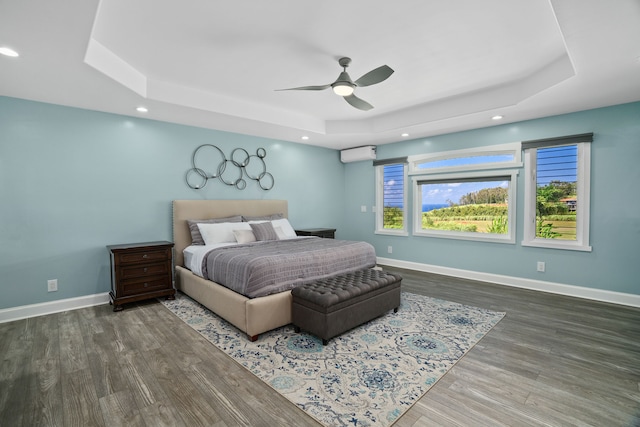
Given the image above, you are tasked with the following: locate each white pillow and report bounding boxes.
[271,218,297,238]
[233,229,256,244]
[198,222,251,244]
[274,226,288,240]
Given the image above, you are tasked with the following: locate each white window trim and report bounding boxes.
[522,143,592,252]
[412,169,518,244]
[408,142,522,175]
[375,163,409,236]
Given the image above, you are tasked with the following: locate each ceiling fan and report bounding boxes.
[277,57,394,111]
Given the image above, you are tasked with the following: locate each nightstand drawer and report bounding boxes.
[121,276,172,296]
[117,248,170,265]
[120,261,170,279]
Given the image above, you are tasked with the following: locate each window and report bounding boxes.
[375,158,408,235]
[409,143,521,174]
[413,170,517,243]
[407,144,520,243]
[522,133,592,251]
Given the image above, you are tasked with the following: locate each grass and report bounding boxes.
[422,218,577,240]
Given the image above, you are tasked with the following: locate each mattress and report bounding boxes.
[184,243,236,276]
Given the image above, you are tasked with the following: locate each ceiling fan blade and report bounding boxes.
[354,65,394,87]
[275,84,331,91]
[344,94,374,111]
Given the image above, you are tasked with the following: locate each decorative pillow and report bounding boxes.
[242,213,284,222]
[250,221,279,241]
[271,218,297,238]
[198,222,251,245]
[187,215,242,245]
[233,229,256,244]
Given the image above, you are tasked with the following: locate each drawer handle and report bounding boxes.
[144,283,149,288]
[142,254,149,259]
[143,267,148,273]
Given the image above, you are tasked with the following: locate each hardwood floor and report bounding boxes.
[1,267,639,426]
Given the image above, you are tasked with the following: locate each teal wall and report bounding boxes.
[342,102,640,296]
[2,97,639,311]
[0,97,344,309]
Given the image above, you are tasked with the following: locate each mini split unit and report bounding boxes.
[340,145,377,163]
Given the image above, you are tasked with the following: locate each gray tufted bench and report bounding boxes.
[291,268,402,345]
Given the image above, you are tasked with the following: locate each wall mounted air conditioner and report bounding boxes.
[340,145,377,163]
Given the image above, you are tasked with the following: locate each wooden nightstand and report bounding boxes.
[295,228,336,239]
[107,241,175,311]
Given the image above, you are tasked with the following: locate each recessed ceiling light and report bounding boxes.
[492,115,503,120]
[136,106,148,113]
[401,133,409,137]
[0,47,19,57]
[301,136,309,140]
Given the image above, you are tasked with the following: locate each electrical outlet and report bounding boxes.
[360,205,367,212]
[536,261,545,272]
[47,279,58,292]
[387,246,393,254]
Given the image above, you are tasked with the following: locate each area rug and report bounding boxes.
[162,292,505,427]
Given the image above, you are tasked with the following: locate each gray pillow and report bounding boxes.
[250,222,279,241]
[187,215,242,245]
[242,213,284,222]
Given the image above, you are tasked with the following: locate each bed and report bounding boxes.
[172,199,376,341]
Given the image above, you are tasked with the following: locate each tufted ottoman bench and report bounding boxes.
[291,268,402,345]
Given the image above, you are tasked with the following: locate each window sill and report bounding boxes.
[375,230,409,237]
[521,239,592,252]
[414,230,515,244]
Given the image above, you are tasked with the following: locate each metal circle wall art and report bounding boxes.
[185,144,274,191]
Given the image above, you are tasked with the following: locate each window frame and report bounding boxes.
[408,143,522,175]
[522,139,592,252]
[375,161,408,236]
[412,169,518,244]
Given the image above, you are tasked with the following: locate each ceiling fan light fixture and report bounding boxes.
[0,47,19,57]
[332,82,354,97]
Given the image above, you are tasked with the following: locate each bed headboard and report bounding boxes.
[172,199,288,267]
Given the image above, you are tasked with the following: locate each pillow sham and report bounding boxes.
[187,215,242,245]
[271,218,297,238]
[273,226,288,240]
[232,229,256,244]
[198,222,251,245]
[242,213,284,222]
[249,221,279,241]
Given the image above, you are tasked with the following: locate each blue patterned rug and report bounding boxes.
[162,292,505,427]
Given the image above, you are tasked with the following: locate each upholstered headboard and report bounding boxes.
[172,199,288,267]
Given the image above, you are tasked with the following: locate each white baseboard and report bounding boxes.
[3,260,638,323]
[377,257,640,309]
[0,293,111,324]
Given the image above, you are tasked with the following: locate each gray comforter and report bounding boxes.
[201,238,377,298]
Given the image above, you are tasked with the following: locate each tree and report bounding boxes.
[383,206,403,229]
[459,186,508,205]
[537,180,575,202]
[536,180,575,216]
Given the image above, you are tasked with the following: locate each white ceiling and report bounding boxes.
[1,0,639,150]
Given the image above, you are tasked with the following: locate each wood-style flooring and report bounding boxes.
[1,267,639,426]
